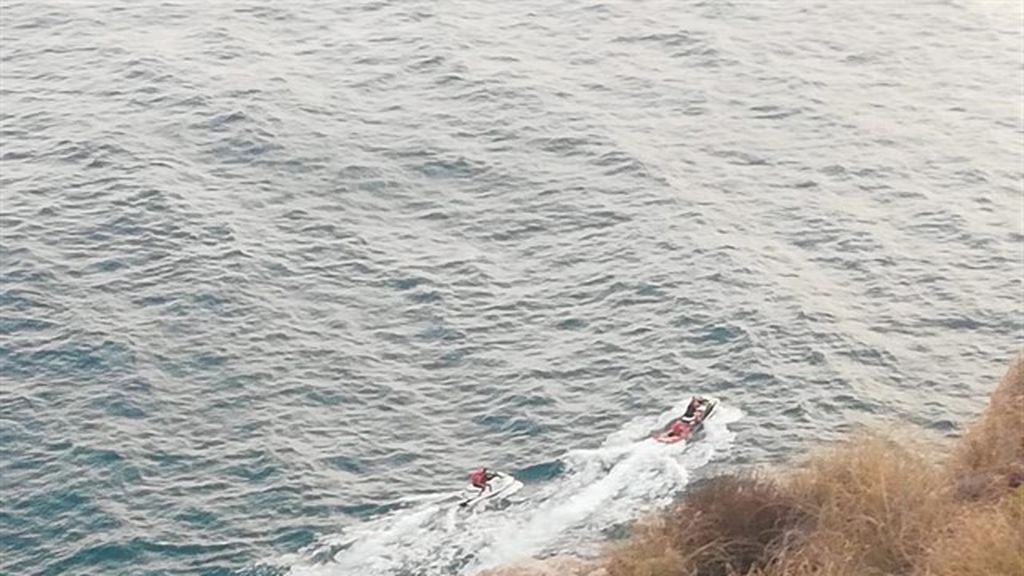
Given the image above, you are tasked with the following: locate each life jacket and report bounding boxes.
[469,470,488,488]
[670,420,691,438]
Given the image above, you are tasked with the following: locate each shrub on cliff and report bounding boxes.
[955,356,1024,500]
[919,487,1024,576]
[607,475,807,576]
[768,436,950,575]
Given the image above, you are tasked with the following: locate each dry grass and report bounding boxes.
[604,517,689,576]
[607,475,806,576]
[602,356,1024,576]
[781,435,951,575]
[954,357,1024,500]
[919,488,1024,576]
[670,475,807,576]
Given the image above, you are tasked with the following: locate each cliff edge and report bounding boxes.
[480,355,1024,576]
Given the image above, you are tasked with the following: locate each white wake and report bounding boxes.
[273,399,742,576]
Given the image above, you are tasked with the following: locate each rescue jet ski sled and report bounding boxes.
[651,396,717,445]
[458,471,523,509]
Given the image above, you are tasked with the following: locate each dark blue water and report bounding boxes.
[1,0,1021,574]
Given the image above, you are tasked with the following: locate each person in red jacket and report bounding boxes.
[469,468,498,494]
[667,419,693,439]
[664,397,710,439]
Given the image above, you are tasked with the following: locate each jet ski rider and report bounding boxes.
[667,397,707,438]
[469,468,498,494]
[667,419,691,439]
[682,396,706,422]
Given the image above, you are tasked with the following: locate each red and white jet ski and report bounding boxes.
[458,471,523,509]
[651,396,717,444]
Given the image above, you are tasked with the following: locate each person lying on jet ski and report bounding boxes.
[469,468,498,494]
[664,397,708,438]
[666,418,693,439]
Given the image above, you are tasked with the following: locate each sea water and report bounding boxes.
[1,1,1020,574]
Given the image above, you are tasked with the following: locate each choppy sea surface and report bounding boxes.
[1,1,1021,574]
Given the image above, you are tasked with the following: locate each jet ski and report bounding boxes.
[651,396,716,444]
[458,471,523,509]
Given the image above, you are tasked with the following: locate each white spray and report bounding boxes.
[275,399,743,576]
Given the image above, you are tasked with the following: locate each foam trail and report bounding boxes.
[274,400,743,576]
[472,442,669,571]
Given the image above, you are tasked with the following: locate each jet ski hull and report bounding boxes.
[651,399,717,444]
[459,472,523,509]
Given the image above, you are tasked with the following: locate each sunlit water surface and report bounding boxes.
[1,1,1021,574]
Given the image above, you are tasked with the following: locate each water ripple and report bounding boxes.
[2,0,1021,574]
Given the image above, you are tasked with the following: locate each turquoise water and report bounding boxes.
[1,1,1021,574]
